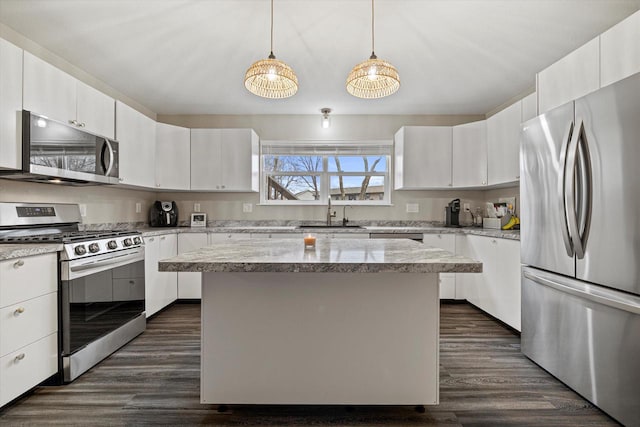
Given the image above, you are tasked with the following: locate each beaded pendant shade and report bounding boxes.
[346,0,400,99]
[244,0,298,99]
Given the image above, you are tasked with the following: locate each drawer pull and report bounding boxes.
[14,307,25,316]
[14,353,25,362]
[13,259,25,268]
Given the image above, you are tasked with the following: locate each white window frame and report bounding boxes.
[260,140,393,206]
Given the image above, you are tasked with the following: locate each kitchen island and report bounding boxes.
[159,238,481,406]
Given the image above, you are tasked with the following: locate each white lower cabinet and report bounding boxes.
[422,233,458,299]
[0,253,58,407]
[456,235,521,331]
[178,232,213,299]
[144,233,178,317]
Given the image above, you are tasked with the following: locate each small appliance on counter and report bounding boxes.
[444,199,461,227]
[149,201,178,227]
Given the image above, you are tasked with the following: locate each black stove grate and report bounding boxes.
[0,229,139,244]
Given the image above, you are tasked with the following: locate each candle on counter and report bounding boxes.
[303,234,316,248]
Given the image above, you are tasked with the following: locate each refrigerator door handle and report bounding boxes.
[565,119,584,258]
[559,121,575,257]
[523,270,640,315]
[576,122,592,259]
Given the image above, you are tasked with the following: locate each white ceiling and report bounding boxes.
[1,0,639,116]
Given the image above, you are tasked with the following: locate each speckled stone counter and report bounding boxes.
[159,237,482,274]
[0,243,62,260]
[162,237,482,406]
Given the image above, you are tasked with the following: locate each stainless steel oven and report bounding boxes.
[60,246,145,382]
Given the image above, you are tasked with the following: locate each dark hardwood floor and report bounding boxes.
[0,302,619,426]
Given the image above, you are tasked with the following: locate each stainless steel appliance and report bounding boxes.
[444,198,460,227]
[520,72,640,426]
[0,202,145,383]
[0,110,119,185]
[149,201,178,227]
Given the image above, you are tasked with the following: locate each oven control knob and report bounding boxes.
[123,238,133,247]
[75,245,87,255]
[88,243,100,253]
[133,237,142,245]
[107,240,118,250]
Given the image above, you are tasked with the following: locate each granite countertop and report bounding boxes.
[140,225,520,240]
[0,243,63,261]
[158,238,482,274]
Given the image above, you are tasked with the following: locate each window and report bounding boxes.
[261,141,392,205]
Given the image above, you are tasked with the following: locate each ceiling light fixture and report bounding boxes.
[320,108,332,129]
[244,0,298,99]
[346,0,400,99]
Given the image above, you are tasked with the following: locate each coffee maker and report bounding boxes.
[445,199,461,227]
[149,201,178,227]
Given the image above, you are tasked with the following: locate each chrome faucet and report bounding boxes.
[342,205,351,226]
[327,196,337,226]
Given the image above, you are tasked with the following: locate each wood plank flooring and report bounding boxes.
[0,302,619,426]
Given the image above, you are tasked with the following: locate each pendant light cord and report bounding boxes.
[269,0,275,58]
[371,0,375,55]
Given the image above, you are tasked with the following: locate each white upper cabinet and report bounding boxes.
[600,10,640,88]
[76,81,115,139]
[155,123,190,190]
[452,121,487,188]
[115,101,156,188]
[394,126,452,189]
[537,37,600,114]
[0,38,23,170]
[23,52,115,138]
[521,92,538,123]
[486,101,522,185]
[190,128,259,192]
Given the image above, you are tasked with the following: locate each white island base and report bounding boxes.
[200,272,439,405]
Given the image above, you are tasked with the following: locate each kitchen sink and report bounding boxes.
[296,225,365,229]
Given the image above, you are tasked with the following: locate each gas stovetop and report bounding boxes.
[0,202,143,260]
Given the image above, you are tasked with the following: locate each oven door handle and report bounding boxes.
[63,249,144,280]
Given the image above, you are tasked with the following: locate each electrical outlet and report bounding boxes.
[79,204,87,217]
[463,203,470,212]
[243,203,253,213]
[135,203,141,214]
[194,203,201,212]
[406,203,419,213]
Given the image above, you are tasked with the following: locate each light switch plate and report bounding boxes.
[135,202,141,214]
[79,204,87,217]
[194,203,201,212]
[463,203,470,212]
[243,203,253,213]
[406,203,419,213]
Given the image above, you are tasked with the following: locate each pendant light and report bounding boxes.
[346,0,400,99]
[320,108,331,129]
[244,0,298,99]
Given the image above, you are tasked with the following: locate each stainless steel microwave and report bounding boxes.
[0,110,119,185]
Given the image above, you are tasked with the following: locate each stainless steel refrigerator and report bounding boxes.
[520,72,640,427]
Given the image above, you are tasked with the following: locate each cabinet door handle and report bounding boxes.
[14,307,25,316]
[78,122,86,127]
[160,236,166,241]
[492,239,497,244]
[148,237,155,242]
[13,259,24,269]
[14,353,25,362]
[68,119,78,126]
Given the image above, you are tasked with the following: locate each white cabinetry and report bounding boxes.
[486,101,522,185]
[422,233,458,299]
[521,92,538,123]
[452,121,487,187]
[456,235,521,331]
[0,253,58,407]
[178,232,208,299]
[600,10,640,88]
[0,38,23,170]
[394,126,452,189]
[155,123,190,190]
[537,37,600,114]
[144,233,178,317]
[23,52,115,138]
[190,129,259,192]
[116,101,156,188]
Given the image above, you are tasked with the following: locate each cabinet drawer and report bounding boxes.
[0,254,57,307]
[0,333,58,407]
[0,292,58,357]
